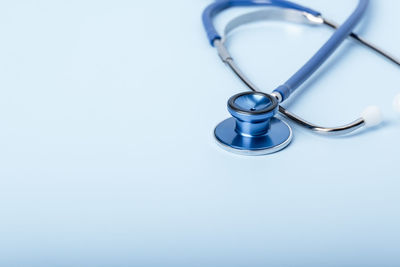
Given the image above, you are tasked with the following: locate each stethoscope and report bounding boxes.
[202,0,400,155]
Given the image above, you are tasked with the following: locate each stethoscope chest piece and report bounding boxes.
[215,92,293,155]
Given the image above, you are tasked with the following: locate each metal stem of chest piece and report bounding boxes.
[214,10,400,135]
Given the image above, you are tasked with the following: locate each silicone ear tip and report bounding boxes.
[361,106,383,128]
[393,93,400,113]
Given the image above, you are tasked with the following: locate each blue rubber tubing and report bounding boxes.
[202,0,369,101]
[273,0,369,101]
[202,0,321,46]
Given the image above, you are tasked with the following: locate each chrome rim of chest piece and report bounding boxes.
[214,92,293,155]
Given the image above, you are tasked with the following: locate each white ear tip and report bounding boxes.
[361,106,383,128]
[393,93,400,113]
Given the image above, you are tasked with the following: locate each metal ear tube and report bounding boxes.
[202,0,400,155]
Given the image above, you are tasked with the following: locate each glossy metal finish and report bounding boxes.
[279,106,365,135]
[222,9,323,42]
[214,39,262,91]
[215,117,293,155]
[215,9,400,135]
[215,92,292,155]
[323,19,400,66]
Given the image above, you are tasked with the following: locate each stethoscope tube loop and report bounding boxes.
[214,40,368,135]
[205,0,399,155]
[213,6,400,135]
[202,0,321,46]
[203,0,370,102]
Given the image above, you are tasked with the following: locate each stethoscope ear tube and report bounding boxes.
[202,0,321,46]
[205,0,400,156]
[206,1,400,136]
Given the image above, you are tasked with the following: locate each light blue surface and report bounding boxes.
[0,0,400,266]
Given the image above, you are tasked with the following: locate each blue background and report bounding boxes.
[0,0,399,266]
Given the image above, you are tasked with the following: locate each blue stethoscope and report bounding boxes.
[202,0,400,155]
